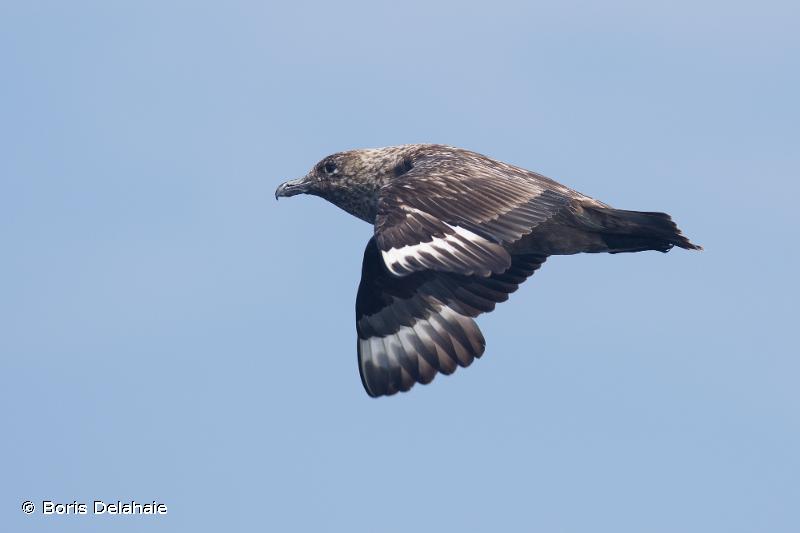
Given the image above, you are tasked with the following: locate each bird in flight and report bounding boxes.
[276,144,700,398]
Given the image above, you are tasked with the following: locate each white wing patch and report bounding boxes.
[381,223,508,277]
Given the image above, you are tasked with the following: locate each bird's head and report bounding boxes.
[275,145,424,222]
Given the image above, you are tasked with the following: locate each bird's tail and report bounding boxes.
[584,206,702,254]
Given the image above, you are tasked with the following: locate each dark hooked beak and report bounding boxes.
[275,176,310,200]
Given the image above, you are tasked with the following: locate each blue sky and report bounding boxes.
[2,1,798,531]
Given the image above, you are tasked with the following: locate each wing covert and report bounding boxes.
[374,151,571,277]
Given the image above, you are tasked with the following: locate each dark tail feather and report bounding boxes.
[586,207,703,254]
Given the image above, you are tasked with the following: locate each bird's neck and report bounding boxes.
[325,181,384,224]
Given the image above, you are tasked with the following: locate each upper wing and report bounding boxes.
[374,150,572,277]
[356,237,546,397]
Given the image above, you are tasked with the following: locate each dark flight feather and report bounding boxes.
[356,237,546,397]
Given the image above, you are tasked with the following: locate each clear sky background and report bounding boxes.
[2,1,798,531]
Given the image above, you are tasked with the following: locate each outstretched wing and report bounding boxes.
[356,237,546,397]
[374,149,572,277]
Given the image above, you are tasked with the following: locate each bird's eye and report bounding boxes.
[323,161,338,175]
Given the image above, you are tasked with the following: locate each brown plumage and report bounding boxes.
[276,144,701,397]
